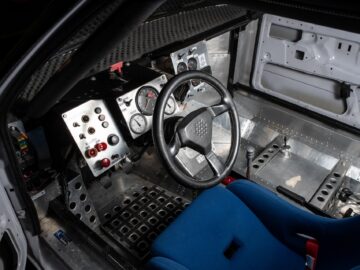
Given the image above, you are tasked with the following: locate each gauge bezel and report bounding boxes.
[164,96,177,115]
[129,113,148,134]
[135,86,159,116]
[187,57,198,71]
[176,62,188,74]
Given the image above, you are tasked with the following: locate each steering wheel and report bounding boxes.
[153,71,240,189]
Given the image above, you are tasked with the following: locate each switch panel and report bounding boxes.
[62,100,129,177]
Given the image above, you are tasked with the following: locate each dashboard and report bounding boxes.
[61,40,211,177]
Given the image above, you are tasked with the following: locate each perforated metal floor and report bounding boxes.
[101,185,190,260]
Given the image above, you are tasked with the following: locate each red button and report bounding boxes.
[95,142,107,152]
[100,158,111,168]
[86,148,98,158]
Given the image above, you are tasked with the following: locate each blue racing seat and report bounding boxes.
[147,180,360,270]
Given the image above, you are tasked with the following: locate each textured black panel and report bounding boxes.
[20,4,246,101]
[94,5,245,69]
[59,1,123,53]
[20,0,123,101]
[151,0,217,17]
[21,49,76,100]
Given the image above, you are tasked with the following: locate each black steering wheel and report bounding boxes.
[153,71,240,189]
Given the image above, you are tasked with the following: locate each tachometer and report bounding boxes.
[136,86,158,115]
[129,114,147,134]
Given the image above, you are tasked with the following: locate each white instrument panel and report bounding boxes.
[62,100,129,177]
[170,40,211,101]
[117,75,180,139]
[170,40,210,74]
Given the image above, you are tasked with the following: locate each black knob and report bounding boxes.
[81,115,90,123]
[102,121,109,128]
[108,134,119,146]
[94,107,102,114]
[98,114,106,121]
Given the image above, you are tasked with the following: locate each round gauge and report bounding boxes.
[176,62,188,74]
[165,97,176,115]
[191,79,201,87]
[129,114,147,134]
[187,57,198,70]
[136,86,159,115]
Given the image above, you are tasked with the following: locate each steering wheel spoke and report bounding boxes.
[169,134,182,156]
[205,151,225,176]
[208,103,230,118]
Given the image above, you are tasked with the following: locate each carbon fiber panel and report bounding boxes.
[21,4,246,101]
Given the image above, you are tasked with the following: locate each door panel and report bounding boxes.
[0,161,27,270]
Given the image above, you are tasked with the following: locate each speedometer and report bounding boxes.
[136,86,158,115]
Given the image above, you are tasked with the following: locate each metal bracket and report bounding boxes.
[65,173,100,229]
[309,161,349,210]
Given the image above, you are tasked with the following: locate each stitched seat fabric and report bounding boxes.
[147,180,360,270]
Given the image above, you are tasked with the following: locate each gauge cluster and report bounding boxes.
[117,75,180,139]
[170,41,210,94]
[171,41,209,74]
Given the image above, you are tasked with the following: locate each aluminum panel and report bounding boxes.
[62,100,129,177]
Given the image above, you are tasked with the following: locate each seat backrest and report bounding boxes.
[228,180,360,270]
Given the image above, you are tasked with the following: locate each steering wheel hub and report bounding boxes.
[177,108,213,154]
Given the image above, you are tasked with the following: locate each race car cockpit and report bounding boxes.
[1,1,360,270]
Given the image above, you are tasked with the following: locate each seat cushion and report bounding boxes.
[149,186,305,270]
